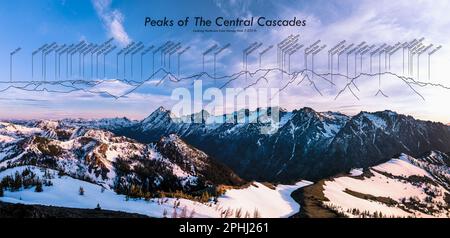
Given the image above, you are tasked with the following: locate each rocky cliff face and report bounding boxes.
[98,107,450,182]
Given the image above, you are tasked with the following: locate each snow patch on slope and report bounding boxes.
[363,113,387,129]
[372,154,431,178]
[0,166,310,218]
[217,181,312,218]
[322,155,450,218]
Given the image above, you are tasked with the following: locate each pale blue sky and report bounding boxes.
[0,0,449,123]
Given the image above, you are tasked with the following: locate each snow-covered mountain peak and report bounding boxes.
[35,120,60,130]
[141,106,176,129]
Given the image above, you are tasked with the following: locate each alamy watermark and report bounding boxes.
[170,80,280,134]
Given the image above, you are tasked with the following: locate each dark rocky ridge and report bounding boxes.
[0,201,148,218]
[107,107,450,182]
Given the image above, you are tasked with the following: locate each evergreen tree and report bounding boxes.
[44,180,53,187]
[0,185,3,197]
[253,208,261,218]
[13,172,22,191]
[172,208,178,218]
[34,180,43,192]
[58,170,65,178]
[95,203,102,210]
[180,206,188,218]
[200,191,210,203]
[22,168,31,177]
[129,184,142,198]
[235,208,243,218]
[1,175,13,189]
[189,209,196,218]
[225,208,233,218]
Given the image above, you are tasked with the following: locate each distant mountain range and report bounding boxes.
[49,106,450,182]
[1,107,449,218]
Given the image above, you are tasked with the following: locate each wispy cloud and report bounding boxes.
[213,0,253,16]
[92,0,131,46]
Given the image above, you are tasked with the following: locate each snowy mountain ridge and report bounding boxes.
[6,107,449,182]
[0,121,244,196]
[299,152,450,218]
[1,112,449,218]
[77,107,449,182]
